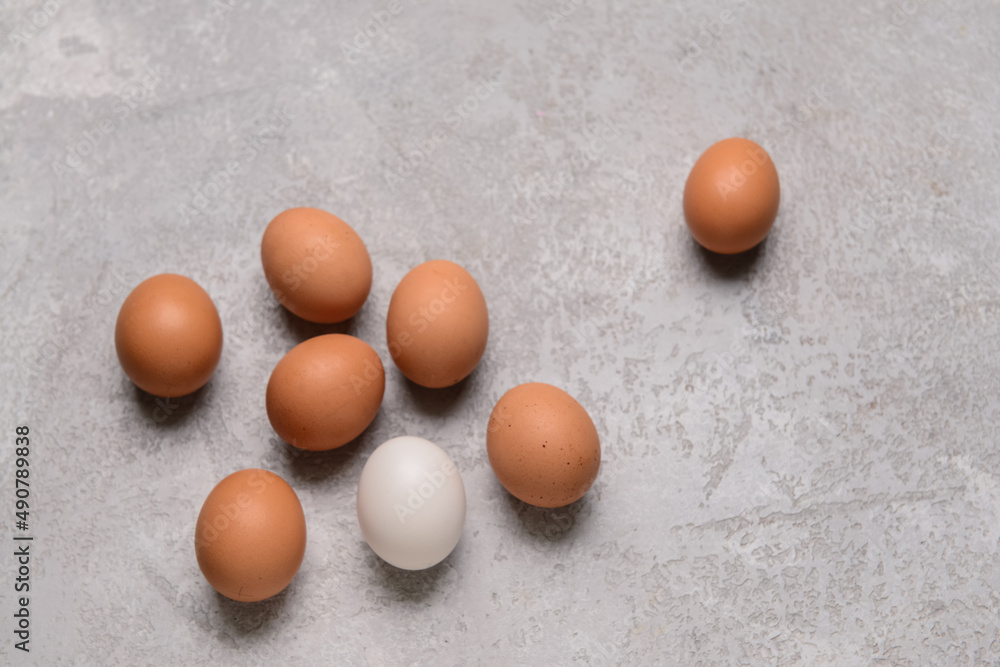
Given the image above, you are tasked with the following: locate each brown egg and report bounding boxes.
[683,137,781,254]
[195,469,306,602]
[114,273,223,397]
[486,382,601,508]
[386,260,488,388]
[261,207,372,323]
[266,334,384,451]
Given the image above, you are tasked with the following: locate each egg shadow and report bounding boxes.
[503,488,592,550]
[214,585,289,636]
[276,413,383,486]
[400,371,476,418]
[694,238,765,280]
[126,379,214,450]
[364,542,456,603]
[278,306,359,343]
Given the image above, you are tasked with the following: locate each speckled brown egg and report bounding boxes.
[385,260,489,388]
[266,334,384,451]
[261,207,372,323]
[195,468,306,602]
[683,137,781,254]
[486,382,601,508]
[114,273,223,397]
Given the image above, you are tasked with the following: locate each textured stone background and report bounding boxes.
[1,0,999,665]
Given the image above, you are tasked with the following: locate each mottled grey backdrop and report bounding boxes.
[1,0,998,665]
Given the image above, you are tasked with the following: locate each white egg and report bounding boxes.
[356,436,466,570]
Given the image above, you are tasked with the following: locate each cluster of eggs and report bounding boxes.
[114,137,780,602]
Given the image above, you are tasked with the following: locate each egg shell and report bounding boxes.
[266,334,385,451]
[194,469,306,602]
[261,207,373,323]
[486,382,601,508]
[114,273,223,397]
[356,436,466,570]
[683,137,780,254]
[385,260,488,388]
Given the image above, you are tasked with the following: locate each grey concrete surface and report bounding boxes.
[1,0,999,665]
